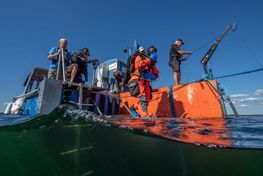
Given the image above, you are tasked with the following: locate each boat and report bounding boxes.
[2,24,263,176]
[2,24,240,128]
[118,24,241,119]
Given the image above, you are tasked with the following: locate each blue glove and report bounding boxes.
[142,72,157,80]
[150,52,158,62]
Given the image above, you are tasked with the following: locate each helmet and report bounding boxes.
[147,46,157,53]
[146,45,157,56]
[139,47,145,53]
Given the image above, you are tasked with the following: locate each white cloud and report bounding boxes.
[256,89,263,95]
[235,97,263,103]
[230,94,249,98]
[239,104,247,107]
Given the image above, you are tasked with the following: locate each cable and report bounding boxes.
[236,32,263,68]
[215,68,263,79]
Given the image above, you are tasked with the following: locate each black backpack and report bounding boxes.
[124,52,140,84]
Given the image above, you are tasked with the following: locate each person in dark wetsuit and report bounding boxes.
[169,39,192,85]
[72,48,91,83]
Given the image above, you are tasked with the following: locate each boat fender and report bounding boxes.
[103,95,110,115]
[94,94,103,115]
[4,102,13,114]
[111,97,119,114]
[10,97,25,114]
[111,97,117,114]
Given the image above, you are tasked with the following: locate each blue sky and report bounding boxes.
[0,0,262,114]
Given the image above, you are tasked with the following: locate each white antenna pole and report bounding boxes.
[133,39,137,53]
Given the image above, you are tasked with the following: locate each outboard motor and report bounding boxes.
[10,97,25,114]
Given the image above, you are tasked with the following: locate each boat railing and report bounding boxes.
[15,88,40,100]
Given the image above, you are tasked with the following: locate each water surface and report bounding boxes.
[0,107,263,176]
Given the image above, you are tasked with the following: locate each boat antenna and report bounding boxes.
[123,40,140,57]
[201,24,237,79]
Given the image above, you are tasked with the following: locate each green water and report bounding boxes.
[1,122,263,176]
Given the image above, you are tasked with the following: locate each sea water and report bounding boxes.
[0,106,263,176]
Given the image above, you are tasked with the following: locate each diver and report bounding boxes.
[127,46,159,118]
[124,46,147,87]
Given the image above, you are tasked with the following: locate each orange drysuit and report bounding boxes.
[129,55,159,117]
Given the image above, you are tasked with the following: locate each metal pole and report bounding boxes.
[61,48,66,82]
[78,83,83,109]
[201,24,236,79]
[226,96,239,117]
[56,51,61,80]
[92,67,96,85]
[206,80,239,117]
[23,68,36,94]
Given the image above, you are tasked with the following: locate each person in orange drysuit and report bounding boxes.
[129,46,159,117]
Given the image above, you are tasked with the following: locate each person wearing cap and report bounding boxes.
[47,38,78,84]
[169,39,192,85]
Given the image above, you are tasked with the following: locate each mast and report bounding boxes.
[201,24,236,79]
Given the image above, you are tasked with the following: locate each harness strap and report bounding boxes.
[168,86,176,118]
[130,73,140,78]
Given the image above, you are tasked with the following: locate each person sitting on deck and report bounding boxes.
[71,48,91,83]
[47,38,78,84]
[127,46,159,118]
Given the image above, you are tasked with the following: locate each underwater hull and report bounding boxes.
[0,120,263,176]
[119,80,224,118]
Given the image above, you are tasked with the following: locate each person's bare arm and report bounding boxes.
[177,50,192,55]
[48,49,60,60]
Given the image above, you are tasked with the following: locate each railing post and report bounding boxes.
[78,83,83,109]
[61,48,66,82]
[56,53,61,80]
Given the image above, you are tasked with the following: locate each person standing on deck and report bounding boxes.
[169,39,192,85]
[128,46,159,117]
[47,38,78,84]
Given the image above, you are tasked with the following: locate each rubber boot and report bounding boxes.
[138,95,148,117]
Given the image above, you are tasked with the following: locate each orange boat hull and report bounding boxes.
[119,80,224,118]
